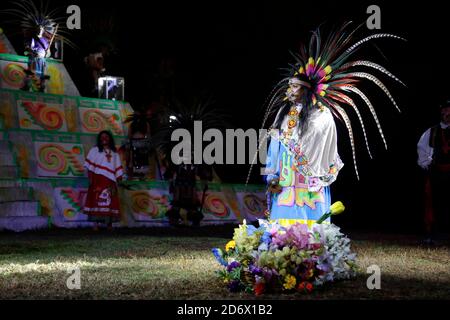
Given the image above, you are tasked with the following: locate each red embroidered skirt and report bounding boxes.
[84,173,120,222]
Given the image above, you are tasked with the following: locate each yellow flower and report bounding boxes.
[283,275,297,290]
[330,201,345,215]
[225,240,236,252]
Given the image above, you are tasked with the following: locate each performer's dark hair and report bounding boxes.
[97,130,117,152]
[273,92,313,137]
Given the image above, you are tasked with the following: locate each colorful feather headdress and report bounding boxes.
[1,0,76,48]
[260,22,406,180]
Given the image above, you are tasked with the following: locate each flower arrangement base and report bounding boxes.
[212,219,357,296]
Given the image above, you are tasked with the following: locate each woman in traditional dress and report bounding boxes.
[262,23,405,228]
[265,77,343,228]
[84,131,124,230]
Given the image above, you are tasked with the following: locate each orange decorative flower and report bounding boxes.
[306,282,313,293]
[288,119,296,128]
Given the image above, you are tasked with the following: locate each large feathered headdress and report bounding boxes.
[1,0,76,48]
[260,22,406,179]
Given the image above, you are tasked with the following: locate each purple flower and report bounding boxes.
[262,268,279,287]
[317,262,331,273]
[271,223,310,249]
[227,280,242,292]
[249,264,262,275]
[226,261,241,272]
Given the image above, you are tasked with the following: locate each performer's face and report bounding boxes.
[287,78,304,103]
[100,133,111,146]
[441,106,450,125]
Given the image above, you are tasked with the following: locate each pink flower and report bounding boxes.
[272,223,310,249]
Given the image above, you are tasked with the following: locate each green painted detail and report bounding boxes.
[0,177,265,194]
[31,131,82,143]
[0,129,127,140]
[13,90,64,104]
[0,53,62,65]
[77,98,119,110]
[60,189,82,211]
[28,187,34,200]
[232,184,266,193]
[0,88,129,109]
[37,201,42,216]
[11,146,19,168]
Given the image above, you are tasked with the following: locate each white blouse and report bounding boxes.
[84,146,124,182]
[417,122,449,169]
[267,104,343,191]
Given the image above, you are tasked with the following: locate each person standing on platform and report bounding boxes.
[84,131,124,231]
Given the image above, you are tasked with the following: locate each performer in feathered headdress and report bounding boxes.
[153,98,228,226]
[2,0,74,92]
[261,22,405,228]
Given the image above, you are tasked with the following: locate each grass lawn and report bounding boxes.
[0,227,449,300]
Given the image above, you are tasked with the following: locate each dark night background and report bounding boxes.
[1,0,449,233]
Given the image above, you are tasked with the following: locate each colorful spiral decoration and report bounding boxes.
[131,191,159,218]
[205,194,230,218]
[38,144,85,176]
[22,101,65,131]
[2,63,25,88]
[243,194,266,218]
[81,110,123,135]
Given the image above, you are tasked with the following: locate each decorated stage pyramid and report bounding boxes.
[0,30,266,231]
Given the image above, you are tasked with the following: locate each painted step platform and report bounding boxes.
[0,201,40,217]
[0,166,17,179]
[0,141,11,153]
[0,153,14,166]
[0,187,33,202]
[0,216,48,232]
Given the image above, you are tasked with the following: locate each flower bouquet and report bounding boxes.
[212,201,357,295]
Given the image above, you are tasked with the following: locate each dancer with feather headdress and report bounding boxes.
[2,0,75,92]
[261,22,405,228]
